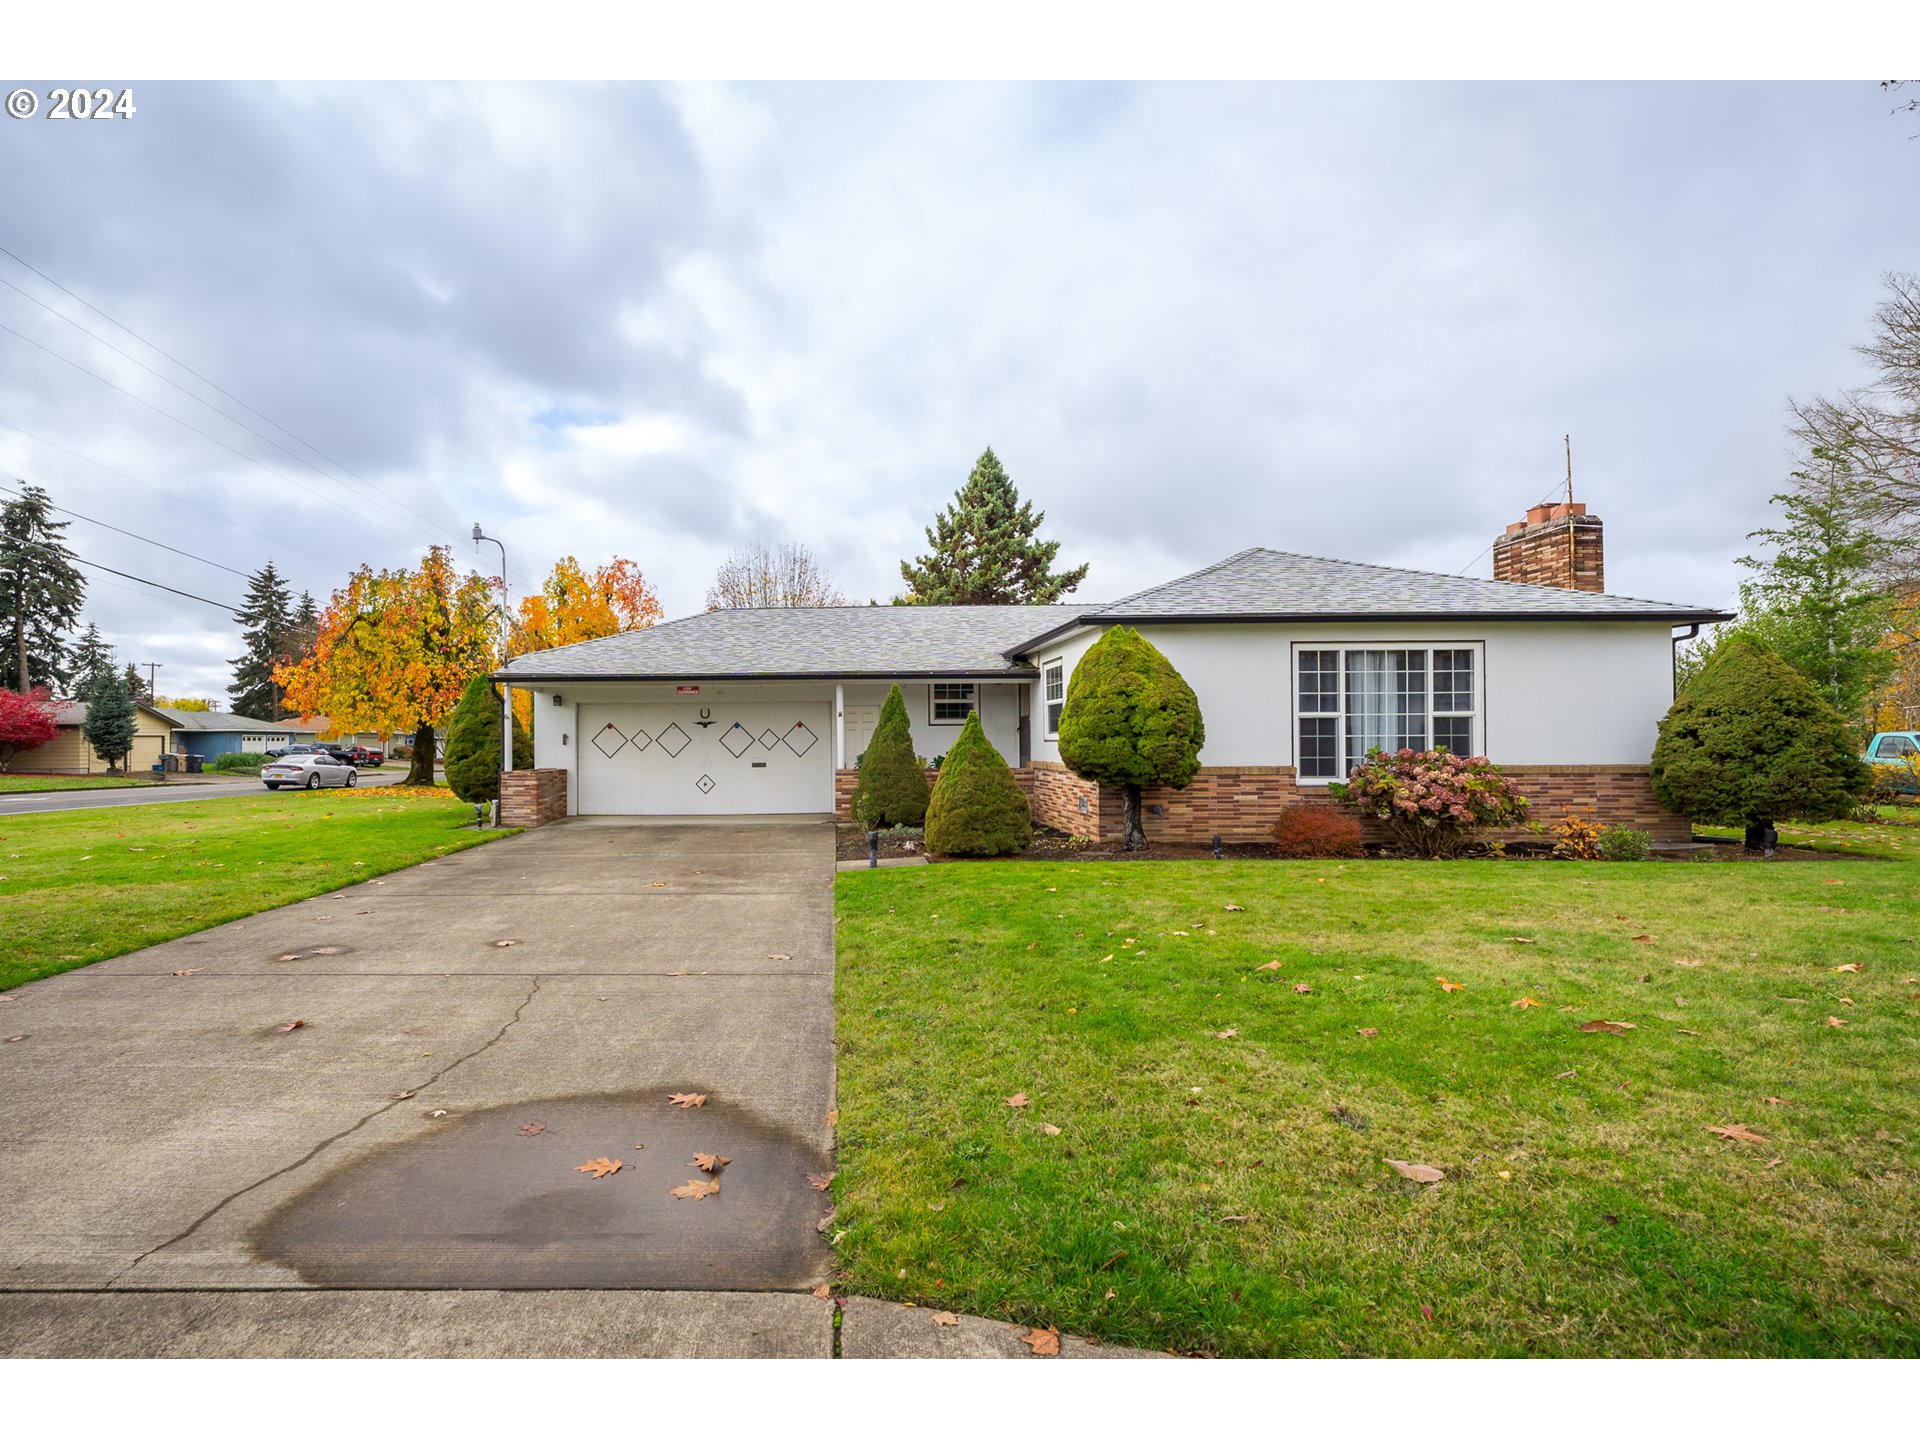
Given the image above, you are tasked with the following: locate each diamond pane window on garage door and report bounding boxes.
[782,721,818,757]
[592,724,630,759]
[655,722,691,757]
[720,722,755,758]
[758,728,780,750]
[696,774,716,794]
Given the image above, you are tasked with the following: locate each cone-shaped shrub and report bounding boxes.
[1650,635,1869,847]
[925,710,1030,855]
[851,683,929,828]
[445,673,532,804]
[1056,625,1205,850]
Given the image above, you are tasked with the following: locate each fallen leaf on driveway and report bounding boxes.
[1706,1124,1769,1144]
[1020,1325,1062,1356]
[1511,996,1542,1009]
[1256,960,1283,971]
[276,1019,306,1033]
[807,1172,835,1190]
[273,953,304,963]
[1835,963,1864,973]
[1006,1092,1030,1108]
[493,940,518,948]
[670,1177,720,1200]
[5,1035,24,1043]
[933,1311,959,1327]
[171,968,200,977]
[811,1283,832,1299]
[1041,1123,1062,1136]
[519,1123,546,1136]
[393,1090,415,1100]
[1579,1020,1634,1035]
[1435,977,1465,992]
[768,953,792,962]
[664,971,691,977]
[1386,1158,1446,1183]
[576,1157,622,1178]
[690,1152,731,1173]
[667,1092,708,1108]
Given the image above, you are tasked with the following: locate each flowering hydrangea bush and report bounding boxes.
[1329,748,1530,858]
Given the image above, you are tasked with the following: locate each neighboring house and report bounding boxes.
[493,502,1731,842]
[13,701,181,775]
[154,709,326,759]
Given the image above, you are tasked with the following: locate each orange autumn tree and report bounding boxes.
[277,546,498,786]
[509,555,664,727]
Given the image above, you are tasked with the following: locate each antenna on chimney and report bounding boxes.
[1564,433,1573,505]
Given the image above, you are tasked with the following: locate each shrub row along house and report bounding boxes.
[492,502,1730,840]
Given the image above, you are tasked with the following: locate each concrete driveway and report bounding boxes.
[0,817,839,1355]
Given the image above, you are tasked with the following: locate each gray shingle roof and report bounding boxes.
[496,604,1088,682]
[152,708,322,733]
[1076,548,1730,625]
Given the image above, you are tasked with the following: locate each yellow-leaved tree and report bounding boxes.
[277,546,497,786]
[507,555,663,727]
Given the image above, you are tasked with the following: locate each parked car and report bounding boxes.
[1863,732,1920,794]
[337,745,385,768]
[261,751,358,790]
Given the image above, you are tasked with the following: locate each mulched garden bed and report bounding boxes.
[835,825,1880,864]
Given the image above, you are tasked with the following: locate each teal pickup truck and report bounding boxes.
[1865,732,1920,793]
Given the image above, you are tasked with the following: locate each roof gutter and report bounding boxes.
[488,667,1041,684]
[1026,608,1736,632]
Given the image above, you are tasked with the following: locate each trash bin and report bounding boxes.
[185,754,203,773]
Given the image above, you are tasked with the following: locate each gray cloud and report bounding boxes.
[1,80,1913,700]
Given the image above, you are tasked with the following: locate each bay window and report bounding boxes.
[1295,645,1480,780]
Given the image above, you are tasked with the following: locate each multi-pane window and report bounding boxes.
[1295,646,1479,780]
[931,682,977,724]
[1043,661,1065,737]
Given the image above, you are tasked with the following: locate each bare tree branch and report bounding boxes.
[704,541,848,610]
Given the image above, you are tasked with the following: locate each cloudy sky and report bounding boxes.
[2,80,1915,701]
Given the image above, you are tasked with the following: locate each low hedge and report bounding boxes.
[208,751,269,773]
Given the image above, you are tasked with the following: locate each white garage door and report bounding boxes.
[578,702,833,815]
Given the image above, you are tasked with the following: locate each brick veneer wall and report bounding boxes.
[500,768,568,828]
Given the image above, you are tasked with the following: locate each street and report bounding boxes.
[0,769,416,818]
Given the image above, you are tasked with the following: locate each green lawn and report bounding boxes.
[0,788,510,991]
[0,774,157,794]
[832,842,1920,1356]
[1696,805,1919,861]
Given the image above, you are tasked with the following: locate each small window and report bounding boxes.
[930,682,976,724]
[1876,734,1918,759]
[1043,660,1064,738]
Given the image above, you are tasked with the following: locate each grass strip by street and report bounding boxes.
[1696,805,1919,860]
[0,774,158,794]
[0,787,511,991]
[832,842,1920,1356]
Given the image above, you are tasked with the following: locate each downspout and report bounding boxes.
[1671,623,1700,698]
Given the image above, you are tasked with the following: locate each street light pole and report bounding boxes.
[473,524,511,812]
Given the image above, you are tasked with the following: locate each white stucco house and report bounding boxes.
[492,504,1730,842]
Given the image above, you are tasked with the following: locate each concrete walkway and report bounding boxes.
[0,817,841,1352]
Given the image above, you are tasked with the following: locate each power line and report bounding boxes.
[0,530,240,613]
[0,244,534,589]
[0,479,251,579]
[1458,480,1575,577]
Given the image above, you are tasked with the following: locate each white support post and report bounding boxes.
[501,684,514,773]
[834,682,846,770]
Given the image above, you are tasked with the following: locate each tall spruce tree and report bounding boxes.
[82,666,138,773]
[289,591,319,661]
[898,448,1089,605]
[229,561,295,718]
[0,484,86,692]
[121,662,151,705]
[69,623,115,698]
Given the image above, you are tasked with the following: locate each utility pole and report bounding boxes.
[142,661,162,701]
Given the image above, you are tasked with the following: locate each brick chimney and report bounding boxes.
[1492,501,1604,592]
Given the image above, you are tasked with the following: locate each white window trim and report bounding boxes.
[1042,657,1065,740]
[1290,641,1486,785]
[928,681,977,726]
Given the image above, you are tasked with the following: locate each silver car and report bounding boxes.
[262,751,358,790]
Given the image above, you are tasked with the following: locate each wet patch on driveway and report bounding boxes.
[253,1092,833,1290]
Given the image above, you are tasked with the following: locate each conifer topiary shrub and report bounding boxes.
[1650,635,1870,850]
[851,684,929,828]
[444,673,532,804]
[1056,626,1205,851]
[924,710,1030,856]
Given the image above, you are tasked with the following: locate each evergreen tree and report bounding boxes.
[69,623,115,698]
[82,667,137,773]
[850,683,930,828]
[121,662,151,705]
[1651,635,1870,850]
[898,448,1089,605]
[228,561,295,718]
[444,673,532,804]
[1056,626,1206,851]
[1732,433,1896,730]
[0,484,86,691]
[924,710,1030,855]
